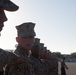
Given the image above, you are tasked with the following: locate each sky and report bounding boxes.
[0,0,76,54]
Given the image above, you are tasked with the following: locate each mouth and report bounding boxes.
[26,44,32,46]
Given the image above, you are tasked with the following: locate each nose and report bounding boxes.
[0,9,7,22]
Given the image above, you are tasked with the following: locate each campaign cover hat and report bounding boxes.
[16,22,36,37]
[34,38,40,45]
[0,0,19,11]
[39,43,44,49]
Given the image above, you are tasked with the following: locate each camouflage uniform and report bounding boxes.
[46,56,58,75]
[40,47,58,75]
[4,49,35,75]
[50,54,58,75]
[0,48,20,75]
[30,55,46,75]
[31,38,47,75]
[43,56,58,75]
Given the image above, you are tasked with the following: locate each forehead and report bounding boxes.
[20,36,35,38]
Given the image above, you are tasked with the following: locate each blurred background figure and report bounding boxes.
[61,57,68,75]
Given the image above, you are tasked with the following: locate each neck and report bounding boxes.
[17,45,29,55]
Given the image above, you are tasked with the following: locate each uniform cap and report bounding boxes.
[39,43,44,49]
[44,47,47,50]
[16,22,36,37]
[47,50,50,53]
[0,0,19,11]
[34,38,40,45]
[47,50,51,55]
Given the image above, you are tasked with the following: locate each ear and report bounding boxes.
[16,37,19,42]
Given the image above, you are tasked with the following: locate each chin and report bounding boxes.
[0,27,3,31]
[26,46,32,50]
[27,48,31,50]
[0,28,2,31]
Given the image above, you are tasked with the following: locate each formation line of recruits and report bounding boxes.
[0,0,58,75]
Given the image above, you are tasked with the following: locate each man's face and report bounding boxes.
[42,50,48,58]
[0,9,7,32]
[39,49,44,58]
[16,36,35,50]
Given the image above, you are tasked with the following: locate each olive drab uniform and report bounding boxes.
[0,48,20,75]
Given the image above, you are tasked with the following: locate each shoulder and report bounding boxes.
[0,48,6,55]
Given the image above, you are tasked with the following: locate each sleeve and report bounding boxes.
[5,51,19,64]
[0,48,8,71]
[0,48,19,64]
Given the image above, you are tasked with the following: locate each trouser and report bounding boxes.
[61,67,66,75]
